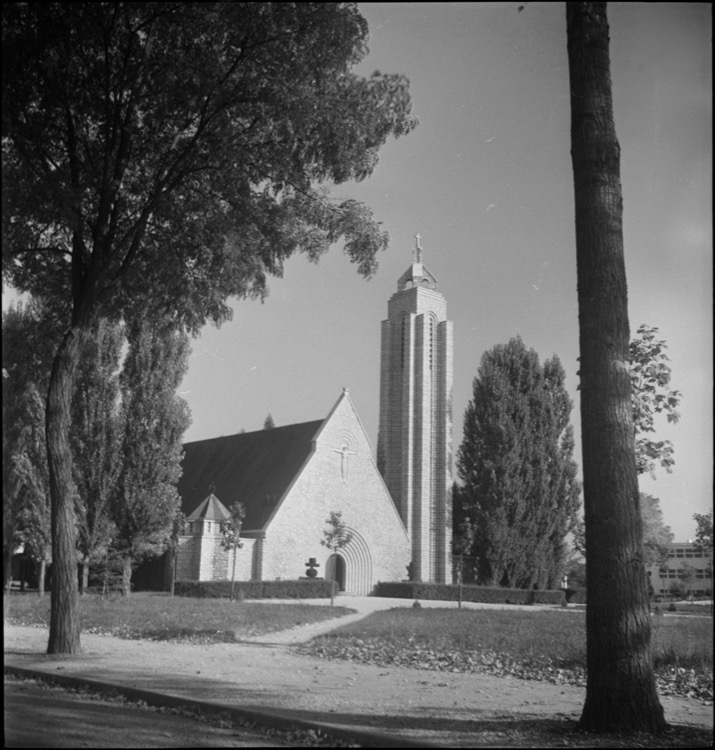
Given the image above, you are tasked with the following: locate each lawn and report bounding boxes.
[300,607,713,702]
[6,593,712,703]
[3,591,354,643]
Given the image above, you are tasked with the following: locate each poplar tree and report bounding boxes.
[8,385,52,596]
[456,337,580,589]
[71,318,124,594]
[111,320,191,597]
[2,302,59,593]
[2,2,416,653]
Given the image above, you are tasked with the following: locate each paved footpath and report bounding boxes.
[4,597,713,747]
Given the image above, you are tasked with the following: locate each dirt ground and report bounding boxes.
[4,600,714,748]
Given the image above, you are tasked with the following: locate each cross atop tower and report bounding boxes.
[413,233,423,263]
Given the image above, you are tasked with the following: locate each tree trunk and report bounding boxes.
[230,548,237,601]
[47,326,87,654]
[3,544,13,593]
[566,3,667,733]
[121,555,132,597]
[38,559,47,598]
[79,559,89,595]
[170,548,176,597]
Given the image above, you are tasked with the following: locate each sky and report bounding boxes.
[5,3,710,542]
[176,2,711,542]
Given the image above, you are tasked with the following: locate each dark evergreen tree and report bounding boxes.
[111,320,191,596]
[456,337,580,589]
[263,413,276,430]
[2,2,416,652]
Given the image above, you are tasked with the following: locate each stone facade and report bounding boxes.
[261,390,410,593]
[377,238,453,583]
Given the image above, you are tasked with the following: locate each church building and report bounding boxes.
[166,238,453,594]
[174,389,410,595]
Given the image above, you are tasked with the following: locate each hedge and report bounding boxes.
[373,581,566,606]
[174,579,337,599]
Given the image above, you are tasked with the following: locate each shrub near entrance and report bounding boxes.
[174,579,336,599]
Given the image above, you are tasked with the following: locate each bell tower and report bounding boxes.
[377,235,453,583]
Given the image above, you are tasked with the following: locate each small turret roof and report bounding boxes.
[186,492,231,522]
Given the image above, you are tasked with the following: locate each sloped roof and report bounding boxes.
[185,493,231,522]
[178,420,323,530]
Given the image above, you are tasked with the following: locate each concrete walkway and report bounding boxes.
[4,597,712,748]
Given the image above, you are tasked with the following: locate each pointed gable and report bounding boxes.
[178,420,323,530]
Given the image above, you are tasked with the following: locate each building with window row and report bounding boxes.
[647,541,712,598]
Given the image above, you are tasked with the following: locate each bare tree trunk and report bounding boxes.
[3,544,13,593]
[230,548,237,601]
[38,559,47,598]
[79,559,89,595]
[47,326,86,654]
[121,555,132,597]
[170,548,176,597]
[566,2,667,733]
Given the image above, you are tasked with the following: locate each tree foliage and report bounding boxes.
[111,320,191,596]
[573,492,673,570]
[639,494,674,569]
[629,324,681,477]
[2,2,416,329]
[693,511,712,557]
[456,337,581,590]
[2,1,416,653]
[263,413,276,430]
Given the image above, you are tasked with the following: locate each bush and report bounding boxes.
[565,587,587,604]
[373,581,566,606]
[174,579,336,599]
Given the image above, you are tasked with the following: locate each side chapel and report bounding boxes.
[163,237,453,594]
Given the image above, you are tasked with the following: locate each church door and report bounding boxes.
[328,553,346,592]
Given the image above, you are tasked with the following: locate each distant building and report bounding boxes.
[647,541,712,598]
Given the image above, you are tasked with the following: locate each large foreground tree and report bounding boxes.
[456,337,580,589]
[2,2,416,653]
[566,2,667,732]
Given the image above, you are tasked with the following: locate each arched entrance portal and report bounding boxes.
[324,528,372,595]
